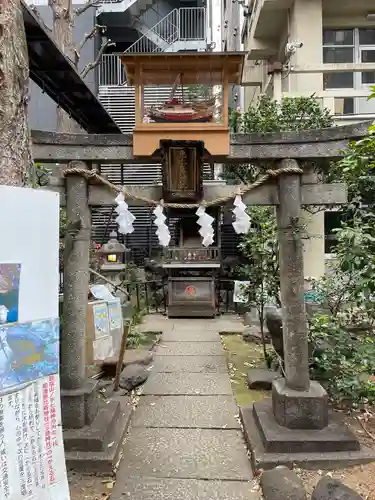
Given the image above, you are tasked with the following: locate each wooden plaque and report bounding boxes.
[160,140,204,202]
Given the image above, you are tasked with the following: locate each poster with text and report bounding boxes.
[108,299,122,331]
[93,303,110,338]
[0,187,69,500]
[0,374,70,500]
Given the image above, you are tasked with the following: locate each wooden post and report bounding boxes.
[135,64,142,125]
[276,158,310,392]
[222,67,229,127]
[114,320,131,392]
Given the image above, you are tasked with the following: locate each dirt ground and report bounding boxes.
[222,334,375,500]
[68,472,114,500]
[68,334,375,499]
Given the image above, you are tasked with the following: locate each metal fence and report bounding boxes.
[59,275,238,315]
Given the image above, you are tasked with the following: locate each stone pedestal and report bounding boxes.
[272,379,328,430]
[61,380,99,429]
[240,161,375,470]
[61,165,132,473]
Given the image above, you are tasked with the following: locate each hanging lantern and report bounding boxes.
[232,195,251,234]
[196,206,214,247]
[153,203,171,247]
[115,192,135,235]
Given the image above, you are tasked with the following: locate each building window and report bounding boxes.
[323,28,375,115]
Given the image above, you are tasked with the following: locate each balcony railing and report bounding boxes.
[99,54,126,86]
[163,247,221,264]
[98,7,206,86]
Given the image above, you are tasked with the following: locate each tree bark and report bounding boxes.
[49,0,80,132]
[0,0,33,186]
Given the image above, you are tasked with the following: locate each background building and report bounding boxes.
[239,0,375,122]
[26,0,244,264]
[233,0,375,279]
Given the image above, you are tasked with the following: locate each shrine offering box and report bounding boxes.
[167,277,216,318]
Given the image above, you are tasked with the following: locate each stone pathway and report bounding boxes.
[112,317,260,500]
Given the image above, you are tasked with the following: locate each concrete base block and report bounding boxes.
[254,401,359,454]
[240,404,375,472]
[64,396,132,474]
[61,379,99,429]
[272,379,328,430]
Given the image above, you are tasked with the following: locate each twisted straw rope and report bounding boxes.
[63,165,303,208]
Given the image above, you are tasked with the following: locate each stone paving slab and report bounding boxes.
[142,372,233,395]
[132,396,240,429]
[119,428,253,480]
[169,316,245,333]
[112,477,260,500]
[153,355,228,373]
[137,315,245,332]
[137,315,172,333]
[156,341,224,356]
[161,329,221,342]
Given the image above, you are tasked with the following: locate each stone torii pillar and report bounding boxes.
[273,159,328,429]
[60,161,130,473]
[241,158,364,470]
[61,162,98,429]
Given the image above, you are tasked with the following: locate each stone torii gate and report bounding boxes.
[31,120,373,471]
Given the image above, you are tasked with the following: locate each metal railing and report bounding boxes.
[163,246,221,263]
[178,7,206,41]
[59,274,240,315]
[98,7,206,85]
[123,280,167,314]
[99,54,126,86]
[126,8,179,53]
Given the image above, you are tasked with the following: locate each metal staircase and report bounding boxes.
[95,6,209,255]
[126,7,206,53]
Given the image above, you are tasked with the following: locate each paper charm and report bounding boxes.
[196,205,215,247]
[115,192,135,235]
[232,195,251,234]
[153,204,171,247]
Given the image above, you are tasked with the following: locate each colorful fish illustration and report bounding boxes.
[6,328,47,368]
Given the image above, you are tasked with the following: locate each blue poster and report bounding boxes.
[0,317,59,392]
[108,299,122,330]
[93,303,110,337]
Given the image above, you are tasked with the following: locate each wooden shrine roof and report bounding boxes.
[120,52,245,86]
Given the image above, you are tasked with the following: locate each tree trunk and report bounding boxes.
[0,0,33,186]
[50,0,80,132]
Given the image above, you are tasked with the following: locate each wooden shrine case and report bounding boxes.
[119,52,244,157]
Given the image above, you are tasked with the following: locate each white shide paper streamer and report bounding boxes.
[115,192,135,235]
[232,194,251,234]
[153,204,171,247]
[196,206,215,247]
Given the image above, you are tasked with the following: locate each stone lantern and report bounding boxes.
[97,231,129,288]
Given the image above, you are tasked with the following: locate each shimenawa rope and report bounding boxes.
[63,165,303,208]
